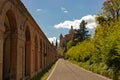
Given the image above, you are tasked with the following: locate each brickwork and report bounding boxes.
[0,0,57,80]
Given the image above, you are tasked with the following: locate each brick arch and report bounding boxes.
[3,9,17,80]
[25,26,31,77]
[25,26,31,41]
[1,1,19,32]
[0,1,58,79]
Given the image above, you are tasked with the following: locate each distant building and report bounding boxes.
[59,26,74,48]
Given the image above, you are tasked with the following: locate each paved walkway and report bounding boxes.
[47,59,111,80]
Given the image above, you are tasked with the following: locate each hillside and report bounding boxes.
[66,18,120,80]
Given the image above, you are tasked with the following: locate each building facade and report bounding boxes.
[59,26,74,48]
[0,0,57,80]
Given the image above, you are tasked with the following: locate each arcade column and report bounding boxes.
[0,30,4,80]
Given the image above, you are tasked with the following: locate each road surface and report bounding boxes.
[47,59,111,80]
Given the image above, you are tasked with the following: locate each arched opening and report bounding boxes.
[35,36,38,72]
[3,10,17,80]
[25,26,31,77]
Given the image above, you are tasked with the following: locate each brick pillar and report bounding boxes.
[38,45,42,73]
[31,41,36,77]
[0,31,4,80]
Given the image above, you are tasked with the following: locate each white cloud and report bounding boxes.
[54,15,97,29]
[64,10,68,13]
[61,7,68,13]
[36,9,43,12]
[81,15,97,29]
[61,7,66,11]
[48,37,59,44]
[48,37,56,43]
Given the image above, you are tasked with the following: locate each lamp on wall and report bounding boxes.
[20,24,24,31]
[20,18,28,31]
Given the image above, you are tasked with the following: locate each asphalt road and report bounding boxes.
[47,59,111,80]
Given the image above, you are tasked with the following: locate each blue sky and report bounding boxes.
[21,0,104,43]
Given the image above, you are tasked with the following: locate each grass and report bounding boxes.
[40,63,56,80]
[69,60,112,79]
[31,61,56,80]
[69,60,120,80]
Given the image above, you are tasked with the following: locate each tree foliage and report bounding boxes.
[66,18,120,79]
[74,20,89,42]
[102,0,120,19]
[64,1,120,79]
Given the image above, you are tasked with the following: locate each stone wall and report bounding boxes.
[0,0,57,80]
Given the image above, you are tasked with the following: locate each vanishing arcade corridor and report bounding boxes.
[0,0,57,80]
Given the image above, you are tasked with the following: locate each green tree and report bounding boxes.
[96,14,107,26]
[79,20,88,40]
[55,39,58,47]
[106,46,120,80]
[102,0,120,19]
[74,20,89,42]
